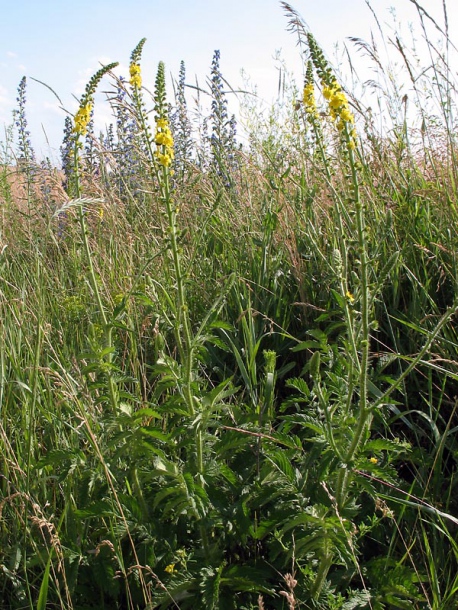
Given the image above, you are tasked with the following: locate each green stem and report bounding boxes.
[336,131,370,509]
[73,144,118,412]
[133,83,208,557]
[311,119,359,368]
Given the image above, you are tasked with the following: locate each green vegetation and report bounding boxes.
[1,2,458,608]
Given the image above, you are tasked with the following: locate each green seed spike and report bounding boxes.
[130,38,147,65]
[154,61,167,118]
[80,62,119,106]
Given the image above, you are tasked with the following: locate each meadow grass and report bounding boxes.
[1,2,458,608]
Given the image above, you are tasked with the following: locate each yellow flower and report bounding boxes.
[155,128,174,148]
[155,116,174,168]
[155,151,173,167]
[329,92,347,110]
[346,290,355,304]
[164,563,175,574]
[129,63,142,88]
[340,107,354,123]
[369,457,378,464]
[73,102,93,136]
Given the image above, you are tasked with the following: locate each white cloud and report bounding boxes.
[0,85,13,123]
[6,51,17,58]
[42,100,66,116]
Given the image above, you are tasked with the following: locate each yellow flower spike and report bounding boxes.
[73,101,93,136]
[129,63,142,88]
[303,82,318,117]
[154,114,174,168]
[164,564,176,574]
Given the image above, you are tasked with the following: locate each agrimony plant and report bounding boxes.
[67,61,119,413]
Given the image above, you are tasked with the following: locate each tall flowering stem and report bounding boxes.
[153,63,197,427]
[298,33,371,599]
[301,56,359,373]
[70,62,119,413]
[129,47,192,409]
[129,44,209,556]
[306,36,369,510]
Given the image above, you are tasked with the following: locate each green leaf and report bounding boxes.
[36,552,52,610]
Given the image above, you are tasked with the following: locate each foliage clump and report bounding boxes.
[1,3,458,609]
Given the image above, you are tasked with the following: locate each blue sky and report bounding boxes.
[2,0,457,161]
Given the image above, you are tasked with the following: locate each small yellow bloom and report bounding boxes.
[155,151,173,167]
[155,128,174,148]
[346,290,355,304]
[369,457,378,464]
[340,108,354,123]
[156,117,169,129]
[129,63,142,88]
[164,563,175,574]
[329,93,347,110]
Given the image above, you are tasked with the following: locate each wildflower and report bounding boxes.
[306,33,359,151]
[157,117,169,129]
[129,62,142,88]
[155,150,173,167]
[155,116,174,167]
[153,62,175,169]
[303,83,316,113]
[322,86,333,100]
[164,563,175,574]
[346,290,355,304]
[15,76,36,164]
[73,101,93,136]
[369,457,378,464]
[155,126,174,148]
[72,62,118,139]
[303,82,317,116]
[340,107,354,123]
